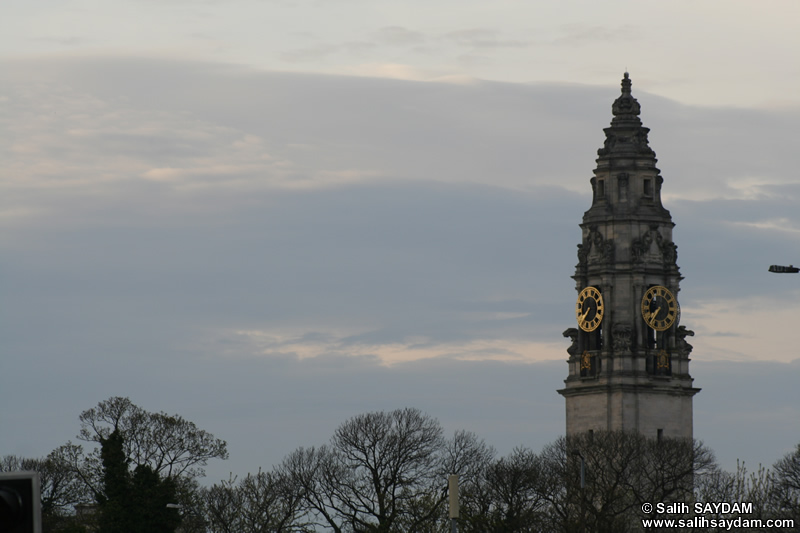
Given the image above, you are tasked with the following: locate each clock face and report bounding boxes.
[576,287,604,332]
[641,286,678,331]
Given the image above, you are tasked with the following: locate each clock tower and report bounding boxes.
[558,73,700,440]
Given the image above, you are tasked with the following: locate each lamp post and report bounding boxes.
[448,474,459,533]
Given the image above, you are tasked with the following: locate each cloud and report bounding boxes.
[213,327,560,364]
[686,295,800,362]
[32,36,89,47]
[554,24,640,46]
[3,57,799,334]
[1,56,798,488]
[445,28,530,49]
[374,26,426,46]
[343,62,439,81]
[0,78,285,191]
[730,218,800,236]
[279,44,342,63]
[3,343,795,484]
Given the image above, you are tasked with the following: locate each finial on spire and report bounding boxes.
[621,72,632,95]
[611,72,640,117]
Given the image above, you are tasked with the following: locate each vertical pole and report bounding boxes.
[572,451,586,533]
[580,455,586,533]
[448,474,459,533]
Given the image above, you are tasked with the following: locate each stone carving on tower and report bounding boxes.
[557,73,700,441]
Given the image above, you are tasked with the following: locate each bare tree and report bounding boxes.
[398,430,496,533]
[534,431,719,533]
[77,396,228,480]
[202,469,310,533]
[440,430,495,489]
[694,460,783,532]
[17,397,228,532]
[280,446,345,532]
[282,408,449,532]
[772,443,800,525]
[334,408,445,531]
[458,446,548,532]
[634,436,716,516]
[203,474,244,533]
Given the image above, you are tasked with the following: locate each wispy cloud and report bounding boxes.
[374,26,426,46]
[553,24,640,45]
[210,327,559,365]
[728,218,800,236]
[32,36,90,46]
[280,44,342,63]
[445,28,530,49]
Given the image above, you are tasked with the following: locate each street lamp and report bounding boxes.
[768,265,799,273]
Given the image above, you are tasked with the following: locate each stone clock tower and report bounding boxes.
[558,73,700,440]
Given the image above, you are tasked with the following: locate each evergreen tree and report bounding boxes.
[97,429,132,533]
[97,429,181,533]
[130,465,181,533]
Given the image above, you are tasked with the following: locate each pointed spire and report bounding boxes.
[596,72,654,159]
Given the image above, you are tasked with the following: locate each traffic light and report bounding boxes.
[0,472,41,533]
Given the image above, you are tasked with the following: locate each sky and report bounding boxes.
[1,0,800,485]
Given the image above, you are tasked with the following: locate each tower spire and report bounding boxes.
[558,75,699,441]
[589,72,664,220]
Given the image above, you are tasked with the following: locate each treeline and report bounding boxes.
[2,397,798,532]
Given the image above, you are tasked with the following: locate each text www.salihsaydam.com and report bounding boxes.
[641,517,794,529]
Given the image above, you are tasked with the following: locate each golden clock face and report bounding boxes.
[641,286,678,331]
[576,287,604,332]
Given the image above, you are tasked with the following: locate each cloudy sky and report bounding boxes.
[2,0,799,484]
